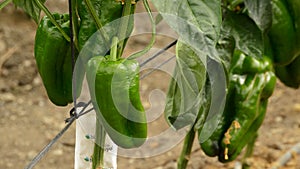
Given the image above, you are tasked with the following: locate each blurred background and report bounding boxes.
[0,1,300,168]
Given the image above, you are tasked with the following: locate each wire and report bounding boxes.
[24,119,75,169]
[140,39,177,67]
[140,55,175,80]
[24,101,92,169]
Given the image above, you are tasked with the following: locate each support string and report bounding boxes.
[140,55,175,80]
[24,101,92,169]
[140,39,177,67]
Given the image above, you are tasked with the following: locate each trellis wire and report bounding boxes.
[23,40,177,169]
[140,39,177,67]
[140,55,175,80]
[24,101,92,169]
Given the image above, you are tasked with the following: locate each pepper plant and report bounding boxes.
[1,0,300,169]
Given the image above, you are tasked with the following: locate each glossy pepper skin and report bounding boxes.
[275,55,300,88]
[218,99,268,162]
[200,50,276,162]
[272,0,300,89]
[86,56,147,149]
[268,0,297,66]
[34,13,76,106]
[218,71,276,162]
[285,0,300,56]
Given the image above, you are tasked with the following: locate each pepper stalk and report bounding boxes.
[117,0,134,58]
[177,128,196,169]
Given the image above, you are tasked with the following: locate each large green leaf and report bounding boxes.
[216,33,235,72]
[244,0,272,33]
[151,0,222,61]
[221,11,263,58]
[13,0,46,23]
[194,77,211,131]
[198,57,227,142]
[164,40,206,130]
[153,0,227,140]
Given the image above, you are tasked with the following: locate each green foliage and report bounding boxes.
[244,0,272,33]
[12,0,46,23]
[151,0,222,61]
[164,40,206,130]
[221,11,264,59]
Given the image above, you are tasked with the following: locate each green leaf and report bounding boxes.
[244,0,272,33]
[194,77,211,131]
[216,33,235,71]
[13,0,46,23]
[153,0,227,141]
[164,40,206,130]
[151,0,222,61]
[198,57,227,142]
[221,11,263,58]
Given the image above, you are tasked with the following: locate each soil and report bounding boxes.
[0,1,300,169]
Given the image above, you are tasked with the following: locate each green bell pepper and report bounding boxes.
[218,99,268,162]
[34,13,77,106]
[268,0,297,65]
[285,0,300,56]
[218,71,276,162]
[275,55,300,88]
[86,56,147,148]
[200,50,276,161]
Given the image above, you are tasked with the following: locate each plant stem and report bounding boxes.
[177,128,196,169]
[92,118,106,169]
[83,0,102,29]
[84,0,109,43]
[0,0,12,11]
[34,0,70,42]
[110,37,118,61]
[127,0,155,60]
[117,0,133,58]
[242,132,258,169]
[70,0,79,50]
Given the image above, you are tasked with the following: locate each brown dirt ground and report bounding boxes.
[0,1,300,169]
